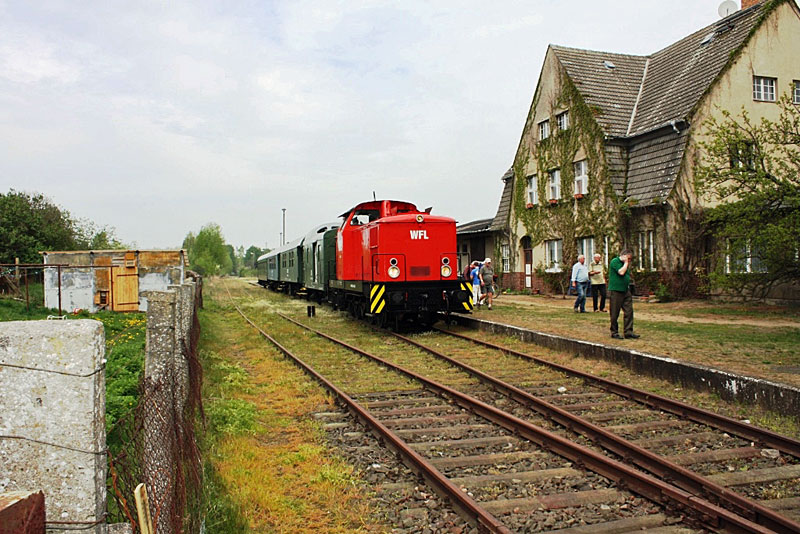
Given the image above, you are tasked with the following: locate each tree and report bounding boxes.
[0,190,77,263]
[243,245,267,270]
[695,94,800,297]
[73,218,127,250]
[184,223,232,276]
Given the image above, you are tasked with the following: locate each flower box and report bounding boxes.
[548,199,558,205]
[526,202,535,209]
[574,193,584,199]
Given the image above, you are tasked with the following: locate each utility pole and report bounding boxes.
[282,208,286,245]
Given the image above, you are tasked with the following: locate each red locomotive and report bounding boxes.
[330,199,472,326]
[258,199,473,327]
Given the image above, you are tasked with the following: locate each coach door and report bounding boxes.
[112,252,139,311]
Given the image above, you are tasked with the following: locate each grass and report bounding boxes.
[197,279,385,533]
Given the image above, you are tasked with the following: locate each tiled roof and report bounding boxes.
[548,2,768,205]
[456,218,494,235]
[625,128,690,204]
[629,4,764,135]
[551,47,647,138]
[489,168,514,231]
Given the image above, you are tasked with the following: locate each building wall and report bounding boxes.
[42,250,187,312]
[687,1,800,206]
[506,50,620,292]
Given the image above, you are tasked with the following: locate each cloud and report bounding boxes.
[0,0,749,249]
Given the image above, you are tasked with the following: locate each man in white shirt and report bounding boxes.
[570,254,589,313]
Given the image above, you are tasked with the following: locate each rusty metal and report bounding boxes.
[436,328,800,457]
[394,331,800,534]
[280,313,778,534]
[0,491,45,534]
[221,287,511,533]
[57,264,62,315]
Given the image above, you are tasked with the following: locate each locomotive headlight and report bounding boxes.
[441,265,452,277]
[388,265,401,279]
[416,214,424,223]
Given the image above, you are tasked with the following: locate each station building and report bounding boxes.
[473,0,800,301]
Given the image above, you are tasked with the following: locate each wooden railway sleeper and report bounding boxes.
[280,313,780,534]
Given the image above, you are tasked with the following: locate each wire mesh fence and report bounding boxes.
[106,280,203,534]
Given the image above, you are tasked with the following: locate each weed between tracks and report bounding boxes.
[202,277,800,532]
[199,278,383,533]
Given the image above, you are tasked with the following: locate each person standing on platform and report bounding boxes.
[570,255,589,313]
[589,253,607,312]
[479,258,495,310]
[608,249,639,339]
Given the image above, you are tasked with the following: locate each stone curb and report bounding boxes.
[455,315,800,416]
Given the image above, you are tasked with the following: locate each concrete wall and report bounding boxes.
[43,268,96,313]
[0,320,106,534]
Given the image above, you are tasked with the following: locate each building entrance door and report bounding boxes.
[524,249,533,288]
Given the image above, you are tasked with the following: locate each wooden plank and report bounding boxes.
[429,451,545,469]
[134,483,153,534]
[706,464,800,487]
[481,488,622,514]
[448,467,582,488]
[543,514,671,534]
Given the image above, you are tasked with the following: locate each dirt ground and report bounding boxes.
[496,294,800,328]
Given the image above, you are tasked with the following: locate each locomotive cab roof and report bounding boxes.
[339,199,430,220]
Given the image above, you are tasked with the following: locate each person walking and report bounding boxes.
[589,253,607,312]
[570,254,590,313]
[470,261,482,309]
[608,249,639,339]
[479,258,495,310]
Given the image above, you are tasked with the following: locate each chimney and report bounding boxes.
[741,0,761,8]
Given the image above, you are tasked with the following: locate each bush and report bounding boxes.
[655,283,673,302]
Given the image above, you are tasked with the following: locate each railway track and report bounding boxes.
[224,284,800,533]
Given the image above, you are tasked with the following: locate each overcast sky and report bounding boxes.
[0,1,762,250]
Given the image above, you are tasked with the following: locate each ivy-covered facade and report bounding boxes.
[495,0,800,297]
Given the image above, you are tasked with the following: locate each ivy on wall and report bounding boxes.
[510,68,621,271]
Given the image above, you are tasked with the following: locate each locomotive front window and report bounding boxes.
[350,210,379,226]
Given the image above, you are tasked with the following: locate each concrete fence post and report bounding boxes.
[0,320,107,534]
[140,290,177,534]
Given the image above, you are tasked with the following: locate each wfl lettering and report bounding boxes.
[409,230,429,240]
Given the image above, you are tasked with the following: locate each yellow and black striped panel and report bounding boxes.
[461,282,473,311]
[370,284,386,314]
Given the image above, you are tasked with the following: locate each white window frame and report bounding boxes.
[526,175,538,205]
[548,169,561,201]
[573,160,588,195]
[545,239,563,272]
[604,236,610,266]
[538,119,550,140]
[726,239,767,274]
[794,80,800,104]
[577,236,594,260]
[637,230,655,271]
[753,76,776,102]
[556,111,569,131]
[501,244,510,273]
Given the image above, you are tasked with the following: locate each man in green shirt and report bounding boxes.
[608,249,639,339]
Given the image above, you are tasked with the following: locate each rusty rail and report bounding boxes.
[435,327,800,457]
[222,285,512,533]
[279,313,777,534]
[393,330,800,534]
